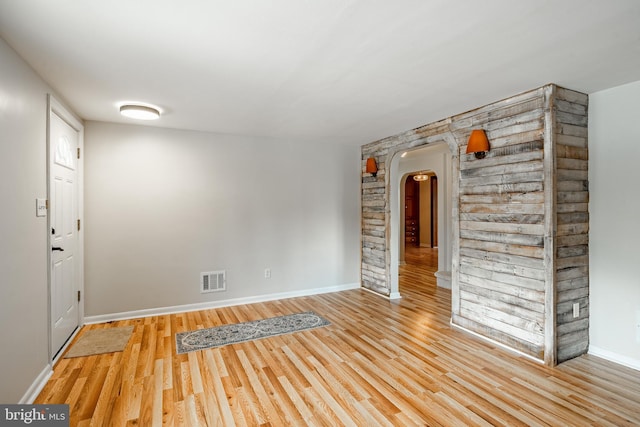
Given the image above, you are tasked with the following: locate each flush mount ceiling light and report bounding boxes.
[413,173,429,182]
[119,104,160,120]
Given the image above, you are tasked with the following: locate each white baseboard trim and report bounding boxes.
[360,286,402,301]
[589,346,640,371]
[450,321,544,364]
[20,364,53,404]
[434,270,451,289]
[85,283,361,324]
[388,292,402,300]
[20,325,84,404]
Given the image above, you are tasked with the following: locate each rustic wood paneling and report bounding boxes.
[554,87,589,363]
[361,118,454,296]
[456,88,548,358]
[361,84,589,365]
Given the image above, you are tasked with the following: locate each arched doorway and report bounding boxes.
[403,171,438,257]
[388,143,452,299]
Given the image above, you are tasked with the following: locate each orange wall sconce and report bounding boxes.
[366,157,378,177]
[466,129,490,159]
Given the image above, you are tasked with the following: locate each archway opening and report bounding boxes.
[389,143,452,299]
[400,171,439,294]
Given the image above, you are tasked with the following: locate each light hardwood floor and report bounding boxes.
[37,250,640,426]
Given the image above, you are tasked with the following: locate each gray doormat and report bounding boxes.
[176,311,330,354]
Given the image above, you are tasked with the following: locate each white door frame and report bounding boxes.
[47,94,84,362]
[389,142,453,298]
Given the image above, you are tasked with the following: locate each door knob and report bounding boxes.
[52,247,64,251]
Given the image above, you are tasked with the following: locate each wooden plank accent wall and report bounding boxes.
[453,88,548,360]
[361,84,589,365]
[362,119,455,296]
[554,87,589,363]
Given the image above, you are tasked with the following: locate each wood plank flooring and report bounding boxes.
[37,250,640,426]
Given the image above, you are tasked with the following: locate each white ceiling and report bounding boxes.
[1,0,639,146]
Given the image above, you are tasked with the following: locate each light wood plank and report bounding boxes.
[35,251,639,426]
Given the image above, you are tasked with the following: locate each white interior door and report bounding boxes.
[49,102,81,357]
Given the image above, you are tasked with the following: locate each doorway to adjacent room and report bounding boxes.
[400,172,439,292]
[388,142,452,299]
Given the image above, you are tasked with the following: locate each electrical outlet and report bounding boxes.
[264,268,271,279]
[636,310,640,343]
[573,303,580,318]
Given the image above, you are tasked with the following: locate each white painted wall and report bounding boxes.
[589,80,640,369]
[0,38,54,402]
[84,122,361,316]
